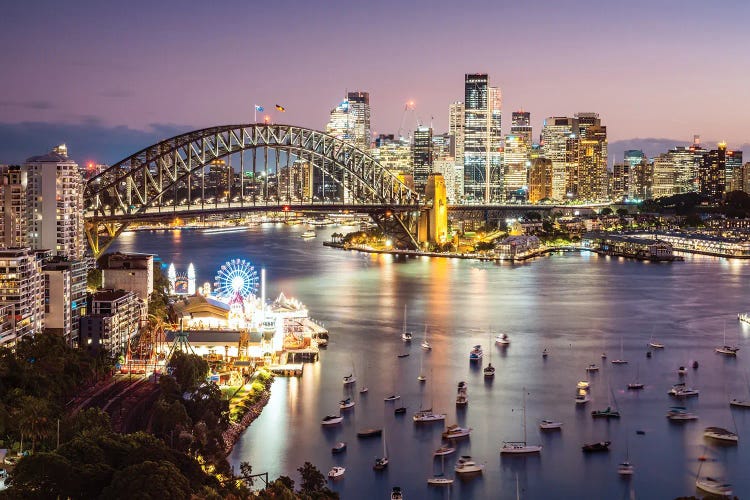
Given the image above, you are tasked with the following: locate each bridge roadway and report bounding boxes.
[85,201,608,223]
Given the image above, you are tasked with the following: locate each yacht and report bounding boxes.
[704,427,738,443]
[627,382,644,390]
[300,229,316,239]
[390,487,403,500]
[454,456,484,474]
[730,398,750,408]
[413,409,446,423]
[442,424,472,439]
[668,383,699,398]
[582,441,611,453]
[384,395,401,402]
[591,407,621,419]
[327,466,345,479]
[586,364,599,372]
[321,415,343,426]
[617,461,634,476]
[666,406,698,421]
[575,392,591,404]
[501,389,542,454]
[495,333,510,345]
[716,345,739,356]
[611,338,628,364]
[394,406,407,415]
[357,428,383,438]
[469,345,483,361]
[433,446,456,456]
[539,419,563,430]
[483,363,496,378]
[577,380,590,390]
[695,477,733,497]
[343,373,356,385]
[456,381,468,407]
[339,398,355,410]
[331,441,347,454]
[678,366,687,376]
[401,332,413,342]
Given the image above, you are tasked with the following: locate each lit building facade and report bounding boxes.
[463,74,502,202]
[42,257,87,346]
[699,143,727,199]
[25,145,85,260]
[542,117,579,200]
[81,289,146,353]
[725,149,743,192]
[574,113,607,201]
[0,248,45,346]
[370,136,412,175]
[528,158,553,203]
[449,101,465,170]
[412,126,434,194]
[100,252,155,304]
[326,92,371,150]
[0,165,27,248]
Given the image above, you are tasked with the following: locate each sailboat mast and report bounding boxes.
[522,388,527,443]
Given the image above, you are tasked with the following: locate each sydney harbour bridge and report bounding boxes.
[83,123,600,257]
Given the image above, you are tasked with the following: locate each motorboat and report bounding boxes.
[730,398,750,408]
[666,406,698,421]
[601,351,607,359]
[649,342,665,349]
[397,353,410,358]
[539,419,563,430]
[343,373,356,385]
[617,461,634,476]
[413,409,446,423]
[454,456,484,474]
[646,351,652,358]
[582,441,611,452]
[469,345,483,361]
[421,340,432,350]
[716,345,739,356]
[427,475,454,486]
[577,380,590,390]
[357,428,383,438]
[339,398,355,410]
[394,406,407,415]
[321,415,343,426]
[327,466,345,479]
[331,441,347,453]
[677,366,687,376]
[442,424,472,439]
[696,477,732,497]
[627,382,644,390]
[575,393,591,404]
[542,348,549,358]
[434,446,456,456]
[401,332,413,342]
[668,383,699,398]
[417,373,426,382]
[300,230,316,239]
[591,407,621,419]
[390,487,404,500]
[704,427,738,443]
[495,333,510,345]
[384,394,401,402]
[483,363,496,377]
[586,364,599,372]
[456,393,468,406]
[359,386,369,394]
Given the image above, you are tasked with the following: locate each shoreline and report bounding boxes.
[222,382,273,455]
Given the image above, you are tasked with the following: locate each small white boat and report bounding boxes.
[539,419,563,430]
[577,380,590,390]
[617,461,634,476]
[678,366,687,376]
[321,415,343,426]
[648,331,664,349]
[611,337,628,364]
[495,333,510,345]
[575,393,590,404]
[696,477,732,497]
[413,409,446,422]
[417,374,426,382]
[442,424,472,439]
[300,230,316,238]
[359,386,369,394]
[586,364,599,372]
[454,456,484,474]
[339,398,355,410]
[427,476,454,486]
[483,363,496,377]
[704,427,738,443]
[402,332,413,342]
[501,388,542,454]
[469,345,483,361]
[730,398,750,408]
[716,345,739,356]
[668,383,699,398]
[384,394,401,401]
[331,441,347,453]
[433,446,456,456]
[627,382,644,390]
[667,406,698,421]
[327,466,346,479]
[343,373,356,385]
[421,340,432,350]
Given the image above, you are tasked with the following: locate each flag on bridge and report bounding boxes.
[275,104,286,112]
[254,104,264,112]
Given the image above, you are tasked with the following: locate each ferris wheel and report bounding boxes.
[213,258,260,299]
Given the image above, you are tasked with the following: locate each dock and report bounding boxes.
[269,363,304,376]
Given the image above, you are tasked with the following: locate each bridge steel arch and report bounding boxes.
[84,124,421,256]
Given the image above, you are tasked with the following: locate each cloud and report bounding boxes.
[0,121,193,164]
[0,100,56,110]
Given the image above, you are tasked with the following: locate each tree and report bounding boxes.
[297,462,326,495]
[87,268,102,290]
[99,460,192,500]
[4,452,77,498]
[616,208,629,217]
[169,351,209,392]
[15,395,53,453]
[600,207,613,216]
[523,211,542,221]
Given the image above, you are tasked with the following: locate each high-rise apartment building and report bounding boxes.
[0,248,45,346]
[503,111,532,199]
[528,158,553,203]
[449,102,465,169]
[613,150,646,200]
[413,127,434,194]
[463,74,502,202]
[541,117,579,200]
[25,145,85,260]
[725,149,743,191]
[574,113,607,201]
[699,143,728,199]
[43,257,87,346]
[0,165,28,248]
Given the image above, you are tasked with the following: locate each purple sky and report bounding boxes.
[1,0,749,163]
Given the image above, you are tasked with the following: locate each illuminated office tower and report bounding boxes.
[725,149,743,191]
[503,111,532,199]
[510,111,532,145]
[25,145,85,260]
[449,101,465,168]
[370,135,412,175]
[528,158,553,203]
[613,150,646,200]
[412,127,434,194]
[699,143,728,199]
[651,154,675,198]
[0,165,28,248]
[463,74,502,202]
[541,117,579,200]
[574,113,607,201]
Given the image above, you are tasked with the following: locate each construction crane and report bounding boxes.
[397,100,420,140]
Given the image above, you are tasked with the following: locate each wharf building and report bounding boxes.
[463,73,503,202]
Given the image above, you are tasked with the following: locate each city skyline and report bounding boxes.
[1,0,749,163]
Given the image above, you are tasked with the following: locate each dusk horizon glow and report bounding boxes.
[2,0,749,162]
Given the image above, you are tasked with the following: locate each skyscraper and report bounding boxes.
[463,74,502,202]
[575,113,607,201]
[699,143,728,199]
[542,117,579,200]
[503,111,533,200]
[25,145,85,260]
[449,101,465,168]
[726,148,743,191]
[0,248,45,346]
[412,126,434,194]
[0,165,28,249]
[528,158,553,203]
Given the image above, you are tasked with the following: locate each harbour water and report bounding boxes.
[112,224,750,499]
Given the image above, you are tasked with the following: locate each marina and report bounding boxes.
[112,225,750,499]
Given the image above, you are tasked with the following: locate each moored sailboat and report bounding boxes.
[501,388,542,454]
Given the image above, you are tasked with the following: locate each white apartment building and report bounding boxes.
[0,248,45,345]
